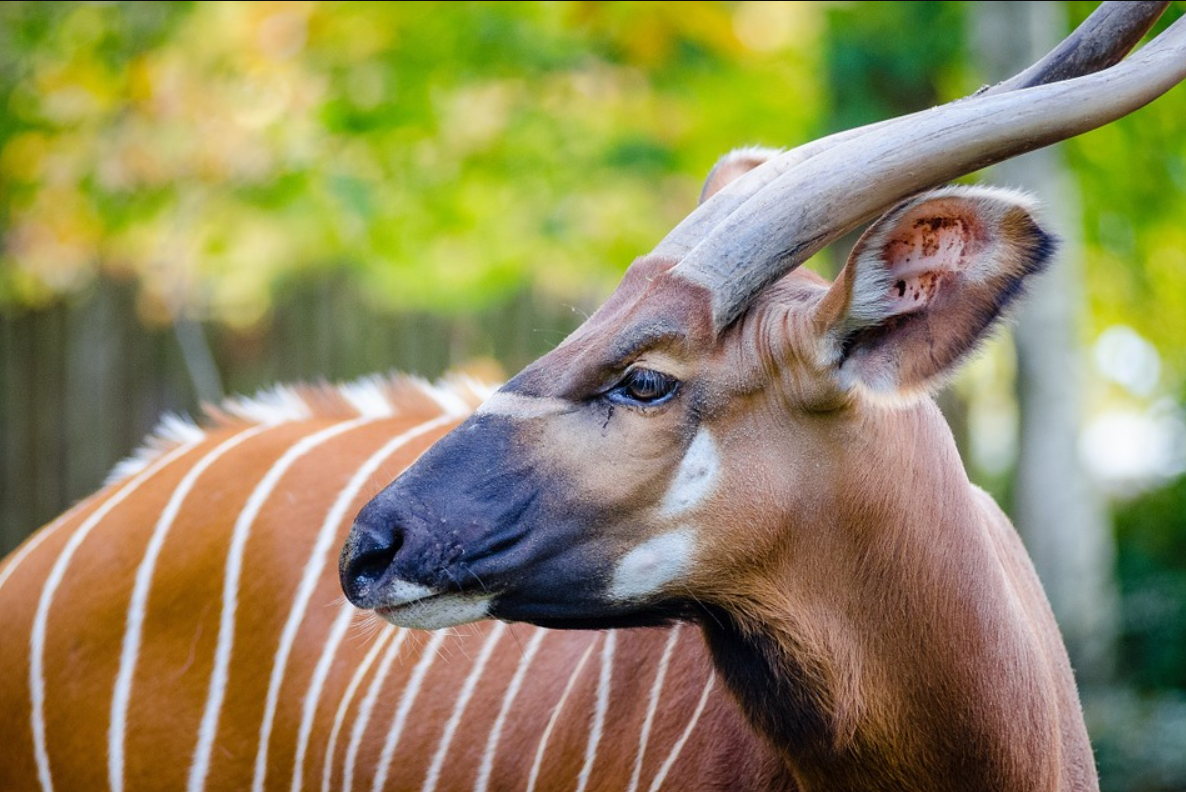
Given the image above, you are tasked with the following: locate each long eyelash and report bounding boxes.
[605,368,680,409]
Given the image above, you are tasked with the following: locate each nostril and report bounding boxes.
[340,523,404,605]
[352,540,400,582]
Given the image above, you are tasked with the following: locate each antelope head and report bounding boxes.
[340,6,1186,640]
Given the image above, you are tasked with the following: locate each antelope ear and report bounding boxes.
[815,185,1055,395]
[699,147,781,204]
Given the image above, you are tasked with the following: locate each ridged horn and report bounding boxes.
[654,2,1182,332]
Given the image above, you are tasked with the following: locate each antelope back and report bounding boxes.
[0,377,786,792]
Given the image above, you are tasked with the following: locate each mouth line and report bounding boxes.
[374,592,444,620]
[372,587,496,630]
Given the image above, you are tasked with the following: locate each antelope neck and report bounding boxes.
[699,401,1078,792]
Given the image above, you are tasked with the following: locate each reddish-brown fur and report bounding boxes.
[331,179,1095,790]
[0,380,790,791]
[3,144,1104,792]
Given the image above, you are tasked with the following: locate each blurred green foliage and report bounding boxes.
[0,1,823,325]
[1115,475,1186,691]
[2,0,1183,374]
[824,1,968,133]
[2,4,1186,785]
[1068,2,1186,387]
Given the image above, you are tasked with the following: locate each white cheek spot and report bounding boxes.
[475,392,573,420]
[609,529,696,602]
[659,429,720,518]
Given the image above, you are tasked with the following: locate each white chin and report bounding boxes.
[376,593,493,630]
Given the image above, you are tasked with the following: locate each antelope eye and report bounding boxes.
[608,368,679,407]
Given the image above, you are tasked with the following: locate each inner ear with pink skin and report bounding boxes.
[814,185,1056,395]
[881,214,969,314]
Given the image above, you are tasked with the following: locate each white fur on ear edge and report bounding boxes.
[841,185,1041,329]
[818,184,1056,395]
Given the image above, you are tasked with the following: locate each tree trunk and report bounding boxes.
[972,0,1118,684]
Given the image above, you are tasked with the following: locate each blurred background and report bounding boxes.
[1,1,1184,786]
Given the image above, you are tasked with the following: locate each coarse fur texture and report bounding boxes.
[0,373,788,792]
[7,7,1184,785]
[816,185,1056,396]
[342,150,1099,790]
[107,374,496,485]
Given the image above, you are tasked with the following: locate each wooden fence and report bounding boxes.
[0,274,583,555]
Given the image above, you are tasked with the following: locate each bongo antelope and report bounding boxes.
[1,378,780,791]
[2,3,1184,790]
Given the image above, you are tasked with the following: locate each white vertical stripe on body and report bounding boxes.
[420,622,508,792]
[525,639,597,792]
[0,496,93,598]
[575,630,617,792]
[341,629,409,792]
[29,440,200,792]
[252,415,454,792]
[473,627,547,792]
[369,629,450,792]
[110,425,271,792]
[321,627,400,792]
[627,625,683,792]
[646,672,716,792]
[187,418,372,792]
[289,603,357,792]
